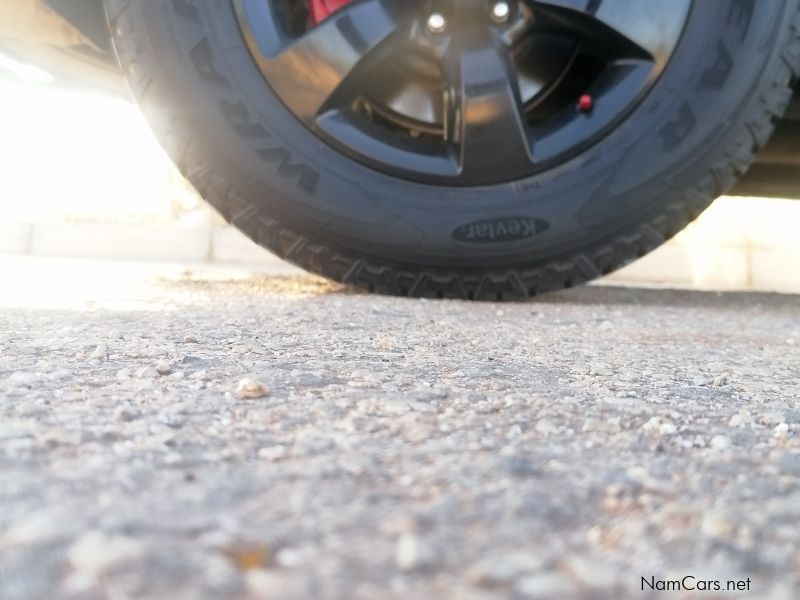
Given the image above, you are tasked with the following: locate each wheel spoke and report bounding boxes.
[444,37,534,183]
[238,0,408,125]
[529,0,691,66]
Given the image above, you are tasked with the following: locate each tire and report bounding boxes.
[105,0,800,300]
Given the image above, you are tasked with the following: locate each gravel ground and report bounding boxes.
[1,257,799,600]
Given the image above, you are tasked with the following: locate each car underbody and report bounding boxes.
[1,0,798,199]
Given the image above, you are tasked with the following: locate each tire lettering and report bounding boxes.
[659,102,696,152]
[727,0,755,41]
[698,41,733,90]
[257,148,320,195]
[191,39,230,88]
[220,101,268,139]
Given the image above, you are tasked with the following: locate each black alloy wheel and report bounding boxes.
[235,0,691,185]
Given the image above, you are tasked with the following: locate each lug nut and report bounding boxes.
[491,1,511,23]
[426,12,447,34]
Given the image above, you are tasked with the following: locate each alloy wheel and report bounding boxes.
[235,0,692,185]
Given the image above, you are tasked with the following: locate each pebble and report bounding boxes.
[773,423,790,439]
[581,417,621,433]
[760,411,787,427]
[710,435,732,450]
[641,417,661,432]
[517,573,577,597]
[257,446,287,461]
[136,366,159,379]
[712,373,729,387]
[67,531,143,577]
[590,366,613,377]
[535,419,559,435]
[564,555,618,589]
[7,372,37,386]
[658,421,678,436]
[395,533,438,572]
[236,378,270,399]
[156,360,172,375]
[729,413,753,427]
[89,344,108,362]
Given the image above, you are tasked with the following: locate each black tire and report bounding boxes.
[105,0,800,300]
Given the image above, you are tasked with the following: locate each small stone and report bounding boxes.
[642,417,661,432]
[701,512,736,539]
[711,373,729,387]
[590,366,613,377]
[658,421,678,436]
[68,531,143,577]
[759,412,787,427]
[773,423,790,439]
[89,344,108,362]
[275,547,314,569]
[7,372,37,387]
[598,320,614,331]
[257,446,287,461]
[246,570,293,597]
[136,366,159,379]
[395,533,438,572]
[4,510,80,545]
[517,573,576,597]
[108,328,122,340]
[729,413,752,427]
[581,417,620,433]
[236,378,270,399]
[155,360,172,376]
[565,555,618,589]
[710,435,732,450]
[535,419,559,435]
[116,368,132,381]
[222,543,271,571]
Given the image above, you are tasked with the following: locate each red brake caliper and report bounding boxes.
[309,0,353,25]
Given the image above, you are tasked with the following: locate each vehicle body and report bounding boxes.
[2,0,799,299]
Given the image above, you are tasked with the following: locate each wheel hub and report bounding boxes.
[236,0,693,185]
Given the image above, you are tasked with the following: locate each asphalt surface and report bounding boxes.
[1,257,799,599]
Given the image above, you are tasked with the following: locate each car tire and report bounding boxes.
[105,0,800,300]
